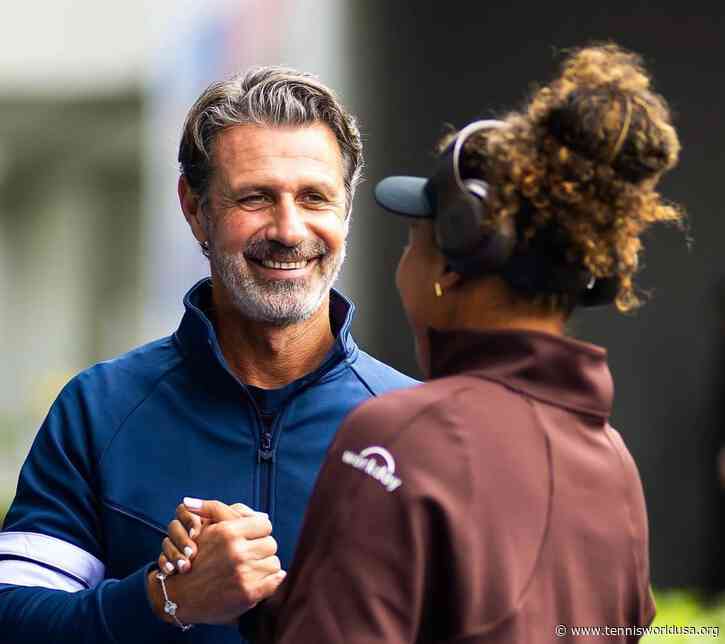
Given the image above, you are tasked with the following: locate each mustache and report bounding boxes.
[243,239,329,262]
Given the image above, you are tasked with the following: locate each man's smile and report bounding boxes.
[246,256,322,279]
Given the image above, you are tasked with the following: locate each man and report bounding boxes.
[0,66,417,642]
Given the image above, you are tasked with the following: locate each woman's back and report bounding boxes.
[260,328,652,643]
[415,329,652,642]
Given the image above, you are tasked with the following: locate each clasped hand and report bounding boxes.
[149,498,286,626]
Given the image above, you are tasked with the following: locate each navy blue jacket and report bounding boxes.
[0,279,417,643]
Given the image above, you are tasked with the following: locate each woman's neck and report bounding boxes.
[440,277,567,336]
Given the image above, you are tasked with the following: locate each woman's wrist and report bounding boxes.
[146,569,176,625]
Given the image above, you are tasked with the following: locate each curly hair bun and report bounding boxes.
[463,43,684,312]
[533,44,680,183]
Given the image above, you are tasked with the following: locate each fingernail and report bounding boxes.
[177,559,187,571]
[183,546,193,558]
[255,511,269,518]
[279,570,287,578]
[188,528,196,539]
[164,562,175,573]
[183,497,202,509]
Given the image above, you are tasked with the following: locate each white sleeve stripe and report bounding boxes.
[0,559,86,592]
[0,531,105,588]
[0,554,89,588]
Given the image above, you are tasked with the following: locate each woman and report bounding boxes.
[160,44,682,642]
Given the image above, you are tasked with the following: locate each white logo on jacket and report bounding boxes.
[341,446,402,492]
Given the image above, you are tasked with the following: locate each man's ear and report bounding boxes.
[178,175,208,244]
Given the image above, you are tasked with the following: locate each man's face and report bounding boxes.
[201,123,348,326]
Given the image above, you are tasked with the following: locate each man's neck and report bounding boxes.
[210,286,336,389]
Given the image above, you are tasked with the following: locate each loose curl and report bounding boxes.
[446,44,684,312]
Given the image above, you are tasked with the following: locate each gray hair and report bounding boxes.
[178,66,364,215]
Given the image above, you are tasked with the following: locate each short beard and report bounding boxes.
[209,238,346,327]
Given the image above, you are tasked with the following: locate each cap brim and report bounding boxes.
[374,176,433,218]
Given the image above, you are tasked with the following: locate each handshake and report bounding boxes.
[146,498,286,627]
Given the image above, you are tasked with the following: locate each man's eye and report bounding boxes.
[239,194,270,208]
[301,193,326,204]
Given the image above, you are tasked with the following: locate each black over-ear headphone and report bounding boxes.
[429,120,619,307]
[427,120,516,277]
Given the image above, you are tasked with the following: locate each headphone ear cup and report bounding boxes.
[436,179,516,275]
[434,190,486,257]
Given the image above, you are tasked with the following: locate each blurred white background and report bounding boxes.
[0,0,355,501]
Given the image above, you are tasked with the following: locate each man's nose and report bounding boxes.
[267,196,308,247]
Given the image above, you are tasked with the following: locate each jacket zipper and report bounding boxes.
[258,422,275,514]
[198,324,332,517]
[254,369,342,515]
[199,321,349,516]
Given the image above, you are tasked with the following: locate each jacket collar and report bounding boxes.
[428,327,614,419]
[174,278,358,385]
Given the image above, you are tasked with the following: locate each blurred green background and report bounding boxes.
[642,592,724,642]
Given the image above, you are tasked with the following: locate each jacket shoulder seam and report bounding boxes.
[506,399,555,620]
[464,398,555,635]
[346,352,415,397]
[602,426,647,615]
[346,361,378,397]
[96,358,187,470]
[475,373,608,419]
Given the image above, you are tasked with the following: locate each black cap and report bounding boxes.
[374,176,433,218]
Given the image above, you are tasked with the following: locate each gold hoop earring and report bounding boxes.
[434,282,443,297]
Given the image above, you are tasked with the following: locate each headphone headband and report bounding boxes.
[429,119,516,273]
[450,119,506,191]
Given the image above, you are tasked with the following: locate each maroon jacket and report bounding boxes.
[256,328,655,643]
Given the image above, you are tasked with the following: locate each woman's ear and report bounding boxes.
[437,266,463,292]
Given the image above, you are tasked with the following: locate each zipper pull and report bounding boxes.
[258,430,274,461]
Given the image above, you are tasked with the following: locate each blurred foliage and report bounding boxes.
[642,590,725,642]
[0,370,73,527]
[0,411,35,528]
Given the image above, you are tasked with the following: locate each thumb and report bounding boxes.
[183,497,239,522]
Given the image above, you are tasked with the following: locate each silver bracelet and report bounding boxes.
[156,571,194,632]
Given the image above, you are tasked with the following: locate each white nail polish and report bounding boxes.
[183,546,193,558]
[183,497,202,509]
[255,511,269,518]
[164,562,175,573]
[177,559,187,570]
[188,528,196,539]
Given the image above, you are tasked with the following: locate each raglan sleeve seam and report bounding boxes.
[96,359,186,471]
